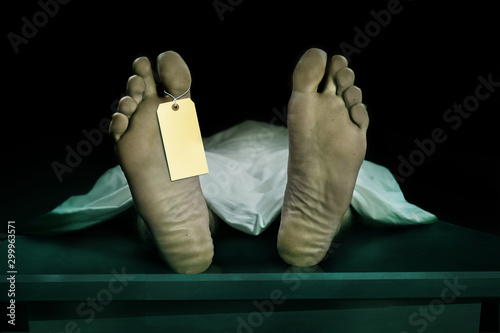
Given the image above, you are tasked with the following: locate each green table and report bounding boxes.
[2,217,499,332]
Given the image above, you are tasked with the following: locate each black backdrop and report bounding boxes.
[1,0,499,235]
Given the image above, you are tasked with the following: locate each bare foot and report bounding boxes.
[277,48,369,267]
[109,51,213,274]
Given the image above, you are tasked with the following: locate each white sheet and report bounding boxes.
[24,120,437,235]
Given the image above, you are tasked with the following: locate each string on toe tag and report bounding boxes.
[164,85,191,110]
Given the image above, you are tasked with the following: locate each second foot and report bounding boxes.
[278,49,369,267]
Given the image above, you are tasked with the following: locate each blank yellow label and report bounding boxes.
[157,98,209,181]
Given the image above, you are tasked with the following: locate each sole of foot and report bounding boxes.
[109,51,214,274]
[277,48,369,267]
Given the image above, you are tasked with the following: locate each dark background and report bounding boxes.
[1,0,499,235]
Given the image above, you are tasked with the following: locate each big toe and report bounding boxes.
[292,48,328,93]
[157,51,192,101]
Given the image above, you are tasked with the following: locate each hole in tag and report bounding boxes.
[172,104,179,111]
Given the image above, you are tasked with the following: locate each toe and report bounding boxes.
[127,75,146,104]
[323,55,348,93]
[335,67,355,96]
[117,96,138,118]
[344,86,369,130]
[110,112,128,142]
[344,86,362,109]
[157,51,192,102]
[133,57,157,96]
[351,103,369,131]
[292,48,328,93]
